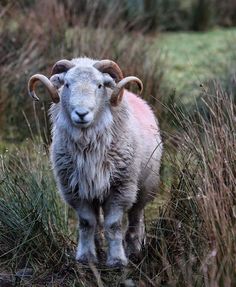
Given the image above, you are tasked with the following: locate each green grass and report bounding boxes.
[157,28,236,102]
[1,78,235,286]
[1,2,236,285]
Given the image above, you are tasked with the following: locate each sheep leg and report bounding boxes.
[103,205,128,267]
[94,206,104,258]
[76,201,98,264]
[125,206,145,257]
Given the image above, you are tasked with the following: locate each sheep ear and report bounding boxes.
[50,73,65,89]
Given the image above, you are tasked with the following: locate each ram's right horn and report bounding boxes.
[28,74,60,103]
[51,59,75,76]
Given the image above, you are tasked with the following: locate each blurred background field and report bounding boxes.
[0,1,236,286]
[159,28,236,101]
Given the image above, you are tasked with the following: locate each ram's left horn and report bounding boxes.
[110,76,143,106]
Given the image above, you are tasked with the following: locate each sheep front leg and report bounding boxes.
[103,205,128,267]
[76,201,98,264]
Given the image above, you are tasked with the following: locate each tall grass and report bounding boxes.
[1,1,236,285]
[0,77,235,285]
[0,140,108,285]
[0,141,73,282]
[151,81,236,285]
[1,0,235,141]
[0,0,165,142]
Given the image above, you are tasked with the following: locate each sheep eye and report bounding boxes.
[98,84,103,89]
[65,83,69,88]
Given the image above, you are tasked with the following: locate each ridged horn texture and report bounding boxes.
[93,60,124,81]
[51,59,75,76]
[110,76,143,106]
[28,74,60,103]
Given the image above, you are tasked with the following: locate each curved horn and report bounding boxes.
[93,60,123,82]
[51,59,75,76]
[28,74,59,103]
[110,76,143,106]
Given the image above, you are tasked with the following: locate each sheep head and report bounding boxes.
[28,58,143,128]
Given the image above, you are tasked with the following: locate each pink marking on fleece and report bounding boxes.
[123,90,158,135]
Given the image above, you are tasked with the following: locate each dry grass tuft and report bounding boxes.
[0,79,235,286]
[148,81,236,285]
[1,1,236,286]
[0,0,164,141]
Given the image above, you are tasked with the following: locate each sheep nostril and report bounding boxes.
[75,110,89,120]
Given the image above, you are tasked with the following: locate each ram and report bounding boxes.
[28,57,163,267]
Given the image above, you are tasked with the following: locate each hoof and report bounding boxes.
[126,235,143,259]
[126,244,142,258]
[127,251,141,263]
[76,252,98,265]
[106,257,128,268]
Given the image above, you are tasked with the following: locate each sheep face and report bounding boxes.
[52,66,115,128]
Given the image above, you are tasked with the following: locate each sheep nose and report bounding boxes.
[75,109,89,120]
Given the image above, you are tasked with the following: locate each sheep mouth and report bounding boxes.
[72,119,91,128]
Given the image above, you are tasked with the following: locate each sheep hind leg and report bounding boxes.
[125,205,145,258]
[76,201,98,264]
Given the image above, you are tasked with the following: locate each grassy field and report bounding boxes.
[1,81,235,286]
[158,28,236,102]
[0,1,236,286]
